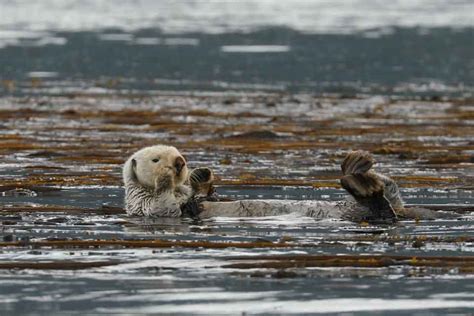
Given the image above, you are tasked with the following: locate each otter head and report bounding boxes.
[126,145,188,189]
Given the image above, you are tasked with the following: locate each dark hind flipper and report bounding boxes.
[341,174,396,222]
[189,167,215,196]
[378,174,404,211]
[341,150,374,175]
[341,151,398,223]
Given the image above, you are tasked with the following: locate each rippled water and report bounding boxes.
[0,91,472,315]
[1,1,473,315]
[0,185,473,314]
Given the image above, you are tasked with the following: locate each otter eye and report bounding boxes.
[152,158,160,163]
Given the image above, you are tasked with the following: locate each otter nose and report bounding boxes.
[174,156,185,175]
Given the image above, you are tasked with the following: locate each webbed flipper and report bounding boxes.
[341,151,398,223]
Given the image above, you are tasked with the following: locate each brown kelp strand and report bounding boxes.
[0,261,121,270]
[222,254,474,269]
[0,235,472,249]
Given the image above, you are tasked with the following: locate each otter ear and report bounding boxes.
[124,157,139,184]
[130,158,138,181]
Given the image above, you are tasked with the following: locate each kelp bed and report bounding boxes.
[0,89,473,314]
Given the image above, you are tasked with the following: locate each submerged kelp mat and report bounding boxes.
[0,90,473,314]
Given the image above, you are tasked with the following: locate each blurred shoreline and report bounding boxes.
[2,0,473,98]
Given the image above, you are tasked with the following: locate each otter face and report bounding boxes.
[130,145,188,189]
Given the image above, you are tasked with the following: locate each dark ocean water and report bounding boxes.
[1,1,473,96]
[1,27,473,96]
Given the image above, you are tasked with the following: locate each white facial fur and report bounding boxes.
[124,145,188,189]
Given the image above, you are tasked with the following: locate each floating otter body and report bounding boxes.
[123,146,448,222]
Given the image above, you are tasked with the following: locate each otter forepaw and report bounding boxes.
[190,167,213,183]
[180,197,203,219]
[154,168,175,193]
[341,150,374,175]
[189,167,215,196]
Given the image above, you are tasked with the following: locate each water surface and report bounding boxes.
[0,1,473,315]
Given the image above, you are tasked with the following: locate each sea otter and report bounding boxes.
[123,145,214,217]
[123,145,448,222]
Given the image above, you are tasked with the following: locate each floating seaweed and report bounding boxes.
[0,91,472,314]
